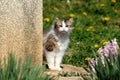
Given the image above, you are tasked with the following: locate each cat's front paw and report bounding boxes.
[49,67,62,71]
[54,67,62,71]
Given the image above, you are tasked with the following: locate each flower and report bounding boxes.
[44,18,50,22]
[94,44,99,48]
[111,0,116,3]
[86,26,95,31]
[67,0,70,3]
[89,38,119,74]
[89,58,97,73]
[103,17,110,21]
[100,3,105,7]
[101,40,107,45]
[97,47,104,55]
[85,57,91,61]
[99,38,118,58]
[112,38,119,49]
[103,45,110,57]
[53,7,59,12]
[82,12,87,16]
[69,13,75,17]
[103,41,107,45]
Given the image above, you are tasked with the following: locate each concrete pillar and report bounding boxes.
[0,0,43,66]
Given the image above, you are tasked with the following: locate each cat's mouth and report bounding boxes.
[60,31,67,34]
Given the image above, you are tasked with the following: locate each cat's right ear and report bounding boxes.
[55,17,59,22]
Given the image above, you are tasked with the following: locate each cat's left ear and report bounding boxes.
[69,18,73,23]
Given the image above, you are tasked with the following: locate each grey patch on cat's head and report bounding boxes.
[54,17,73,35]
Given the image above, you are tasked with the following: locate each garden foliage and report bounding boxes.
[88,39,120,80]
[0,54,51,80]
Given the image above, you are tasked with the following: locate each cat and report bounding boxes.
[43,17,73,71]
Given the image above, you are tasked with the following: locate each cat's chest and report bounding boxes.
[57,40,69,51]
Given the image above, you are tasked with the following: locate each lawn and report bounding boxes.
[43,0,120,67]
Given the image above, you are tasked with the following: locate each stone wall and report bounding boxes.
[0,0,42,65]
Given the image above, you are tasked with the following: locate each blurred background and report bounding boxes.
[43,0,120,67]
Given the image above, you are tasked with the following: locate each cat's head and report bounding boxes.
[54,17,73,34]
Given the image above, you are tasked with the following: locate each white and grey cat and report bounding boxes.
[43,17,73,71]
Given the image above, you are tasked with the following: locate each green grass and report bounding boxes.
[0,53,51,80]
[43,0,120,66]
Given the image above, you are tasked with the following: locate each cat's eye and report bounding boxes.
[59,25,62,27]
[66,25,69,27]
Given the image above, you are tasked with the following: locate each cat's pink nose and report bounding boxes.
[63,29,66,31]
[62,28,67,31]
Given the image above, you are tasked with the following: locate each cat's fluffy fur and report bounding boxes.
[43,17,73,71]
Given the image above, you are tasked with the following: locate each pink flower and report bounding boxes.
[103,47,109,57]
[112,38,117,47]
[99,38,118,58]
[89,58,97,73]
[97,47,103,55]
[89,38,119,73]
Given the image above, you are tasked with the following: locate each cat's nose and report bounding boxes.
[63,28,67,31]
[63,29,66,31]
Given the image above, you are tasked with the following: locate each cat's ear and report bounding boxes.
[69,18,73,23]
[55,17,59,22]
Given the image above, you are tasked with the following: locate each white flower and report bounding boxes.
[67,0,70,3]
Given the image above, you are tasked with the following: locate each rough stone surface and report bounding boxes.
[45,64,90,80]
[58,77,83,80]
[0,0,42,65]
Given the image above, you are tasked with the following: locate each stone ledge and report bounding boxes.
[45,64,90,80]
[58,77,83,80]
